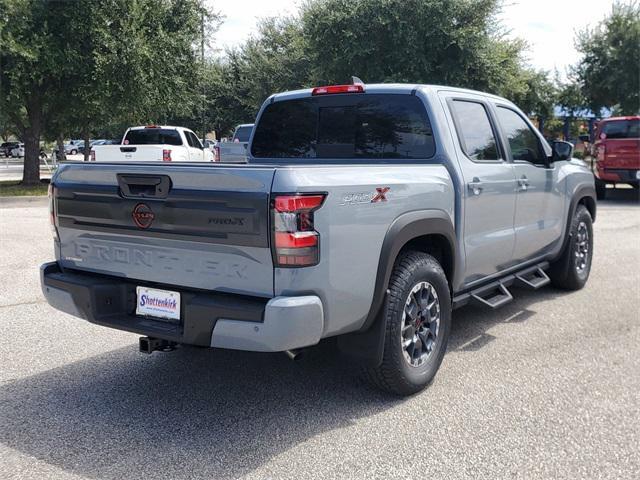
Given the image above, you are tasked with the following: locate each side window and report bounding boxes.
[186,131,202,149]
[496,107,545,164]
[450,100,499,161]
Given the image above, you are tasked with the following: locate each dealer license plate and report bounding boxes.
[136,286,181,321]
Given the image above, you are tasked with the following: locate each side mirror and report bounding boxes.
[551,140,573,162]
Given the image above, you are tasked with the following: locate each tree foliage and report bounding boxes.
[203,17,311,137]
[511,69,558,120]
[1,0,571,180]
[575,1,640,115]
[301,0,527,94]
[206,0,552,135]
[0,0,214,183]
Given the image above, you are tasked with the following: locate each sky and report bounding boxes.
[212,0,617,76]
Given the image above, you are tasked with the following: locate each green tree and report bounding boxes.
[300,0,529,98]
[0,106,15,142]
[512,69,558,122]
[557,80,588,119]
[203,16,311,137]
[1,0,60,184]
[1,0,213,184]
[575,1,640,115]
[206,0,540,135]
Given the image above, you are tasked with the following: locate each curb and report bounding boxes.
[0,195,49,207]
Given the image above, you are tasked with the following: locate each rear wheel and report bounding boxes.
[548,204,593,290]
[364,251,451,396]
[595,180,607,200]
[70,149,77,155]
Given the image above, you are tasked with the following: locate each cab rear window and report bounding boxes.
[601,120,640,139]
[234,126,253,142]
[251,94,435,160]
[124,129,182,146]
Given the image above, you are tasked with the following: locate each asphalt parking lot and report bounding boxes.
[1,189,638,479]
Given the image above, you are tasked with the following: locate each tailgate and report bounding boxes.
[94,145,181,162]
[605,139,640,168]
[53,163,275,297]
[219,143,247,162]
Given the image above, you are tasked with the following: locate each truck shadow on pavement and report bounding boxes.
[0,340,400,479]
[449,286,558,353]
[0,285,571,479]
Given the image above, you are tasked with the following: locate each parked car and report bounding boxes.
[10,143,25,158]
[592,116,640,199]
[41,82,596,396]
[90,125,214,162]
[1,142,20,157]
[217,123,253,163]
[54,141,82,156]
[80,139,119,158]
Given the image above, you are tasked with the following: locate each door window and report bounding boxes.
[496,107,545,164]
[185,131,202,149]
[450,100,499,161]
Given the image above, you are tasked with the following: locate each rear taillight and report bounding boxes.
[213,145,220,162]
[271,194,325,267]
[162,149,172,162]
[48,183,58,240]
[597,145,606,162]
[90,149,96,161]
[311,84,365,95]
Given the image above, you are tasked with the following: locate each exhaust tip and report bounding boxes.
[284,349,303,361]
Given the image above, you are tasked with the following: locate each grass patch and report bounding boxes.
[0,179,50,197]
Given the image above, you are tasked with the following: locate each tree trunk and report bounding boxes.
[22,128,41,185]
[83,130,91,162]
[56,134,67,162]
[21,94,43,186]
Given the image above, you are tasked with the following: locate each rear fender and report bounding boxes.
[337,210,457,366]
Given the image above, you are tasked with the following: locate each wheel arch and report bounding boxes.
[578,194,596,222]
[337,210,457,366]
[555,184,597,261]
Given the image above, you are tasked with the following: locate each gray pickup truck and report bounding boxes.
[41,83,596,395]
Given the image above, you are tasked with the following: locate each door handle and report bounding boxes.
[518,176,530,191]
[467,178,483,196]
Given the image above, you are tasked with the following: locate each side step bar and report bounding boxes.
[515,266,550,290]
[452,261,550,310]
[471,283,513,309]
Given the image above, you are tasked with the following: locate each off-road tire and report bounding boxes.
[548,205,593,290]
[364,251,451,396]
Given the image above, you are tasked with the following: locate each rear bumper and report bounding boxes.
[596,166,640,184]
[40,262,324,352]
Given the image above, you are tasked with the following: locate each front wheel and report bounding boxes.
[364,251,451,396]
[548,205,593,290]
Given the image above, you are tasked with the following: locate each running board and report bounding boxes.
[514,266,550,290]
[452,261,551,310]
[470,283,513,309]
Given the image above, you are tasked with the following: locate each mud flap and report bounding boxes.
[337,299,387,367]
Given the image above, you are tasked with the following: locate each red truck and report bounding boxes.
[593,116,640,199]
